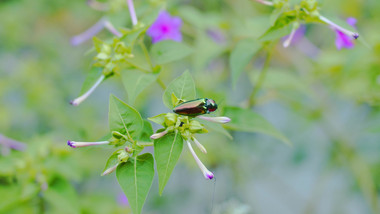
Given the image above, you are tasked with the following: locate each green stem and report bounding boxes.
[137,142,154,147]
[139,41,154,72]
[138,40,166,90]
[156,77,166,90]
[248,48,273,107]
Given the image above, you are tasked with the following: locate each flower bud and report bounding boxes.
[118,150,129,163]
[150,130,169,139]
[197,116,231,124]
[165,113,177,127]
[67,140,109,148]
[102,164,118,176]
[186,141,214,180]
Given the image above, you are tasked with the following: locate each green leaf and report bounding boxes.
[102,149,122,174]
[229,39,261,86]
[80,67,103,95]
[121,69,158,104]
[44,179,80,214]
[154,131,183,195]
[270,8,284,26]
[150,40,193,64]
[137,120,154,142]
[259,24,293,42]
[109,95,143,140]
[116,153,154,214]
[162,71,196,109]
[121,25,148,47]
[148,113,167,126]
[223,106,291,145]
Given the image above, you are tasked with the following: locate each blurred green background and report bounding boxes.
[1,0,380,213]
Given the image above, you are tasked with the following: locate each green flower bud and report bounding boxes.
[189,120,205,132]
[112,131,127,139]
[165,113,177,127]
[181,130,192,140]
[118,150,129,163]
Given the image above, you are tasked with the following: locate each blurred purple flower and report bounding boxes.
[147,11,182,44]
[334,17,357,50]
[117,193,129,206]
[206,28,226,44]
[0,134,27,156]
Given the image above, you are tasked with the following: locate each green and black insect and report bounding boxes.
[173,98,218,116]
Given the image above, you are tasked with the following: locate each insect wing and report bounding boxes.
[173,99,207,116]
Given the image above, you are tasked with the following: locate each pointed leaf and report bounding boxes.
[151,40,193,64]
[259,23,293,42]
[109,95,143,139]
[137,120,154,142]
[121,69,158,104]
[163,71,196,109]
[154,131,183,195]
[116,153,154,214]
[44,179,80,214]
[148,113,167,126]
[229,39,261,86]
[223,106,291,145]
[102,149,122,174]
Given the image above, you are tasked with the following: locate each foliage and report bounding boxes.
[1,0,380,213]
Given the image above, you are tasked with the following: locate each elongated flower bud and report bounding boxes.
[126,0,138,26]
[319,15,359,40]
[186,141,214,180]
[70,74,105,106]
[67,140,109,148]
[0,134,27,151]
[283,26,297,48]
[197,116,231,124]
[102,164,118,176]
[71,18,121,46]
[150,130,168,140]
[254,0,273,6]
[192,137,207,154]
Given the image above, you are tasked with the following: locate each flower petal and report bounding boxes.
[186,141,214,180]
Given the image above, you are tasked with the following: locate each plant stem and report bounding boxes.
[138,41,166,90]
[139,41,154,71]
[248,48,273,107]
[156,78,166,90]
[138,142,154,147]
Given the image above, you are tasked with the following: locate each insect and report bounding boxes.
[173,98,218,116]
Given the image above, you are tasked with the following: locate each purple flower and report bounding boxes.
[0,134,27,156]
[319,15,359,50]
[206,28,226,44]
[334,17,357,50]
[147,11,182,44]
